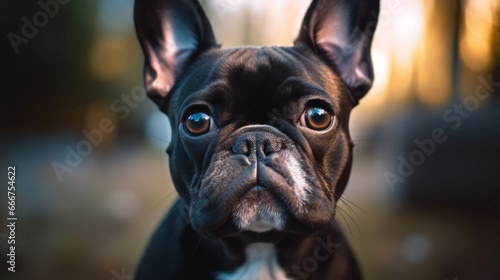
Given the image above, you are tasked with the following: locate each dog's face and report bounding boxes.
[134,0,379,238]
[167,46,355,235]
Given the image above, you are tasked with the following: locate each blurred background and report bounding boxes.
[1,0,500,279]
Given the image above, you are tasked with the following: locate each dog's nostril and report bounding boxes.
[232,138,250,155]
[263,139,281,156]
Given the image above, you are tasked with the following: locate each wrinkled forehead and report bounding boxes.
[166,46,350,116]
[212,46,323,85]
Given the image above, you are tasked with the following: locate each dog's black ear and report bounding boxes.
[295,0,379,104]
[134,0,218,106]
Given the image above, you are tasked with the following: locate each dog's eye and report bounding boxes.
[300,107,332,130]
[184,112,212,136]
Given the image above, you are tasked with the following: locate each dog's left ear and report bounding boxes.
[295,0,380,104]
[134,0,218,106]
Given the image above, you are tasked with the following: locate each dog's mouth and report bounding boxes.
[239,186,275,205]
[189,158,337,236]
[240,186,278,205]
[230,185,287,233]
[189,176,336,238]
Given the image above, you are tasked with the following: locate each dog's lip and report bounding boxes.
[239,185,281,205]
[250,185,267,191]
[236,184,279,210]
[244,185,268,195]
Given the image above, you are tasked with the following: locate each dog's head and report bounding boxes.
[134,0,379,238]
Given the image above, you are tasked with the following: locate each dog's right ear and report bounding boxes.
[134,0,218,106]
[295,0,379,105]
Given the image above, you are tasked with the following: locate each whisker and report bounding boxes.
[153,190,178,208]
[336,209,353,236]
[337,206,361,234]
[338,199,358,218]
[190,235,205,259]
[341,195,370,217]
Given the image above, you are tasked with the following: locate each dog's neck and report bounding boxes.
[216,243,289,280]
[212,226,342,279]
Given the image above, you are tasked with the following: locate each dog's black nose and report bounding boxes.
[232,132,282,158]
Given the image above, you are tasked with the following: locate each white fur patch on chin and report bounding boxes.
[216,243,290,280]
[232,196,286,232]
[244,221,274,233]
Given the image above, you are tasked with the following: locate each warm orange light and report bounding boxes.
[390,0,429,106]
[460,0,494,71]
[367,47,391,106]
[89,35,130,80]
[414,0,453,108]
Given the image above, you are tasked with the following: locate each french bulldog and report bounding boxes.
[134,0,379,279]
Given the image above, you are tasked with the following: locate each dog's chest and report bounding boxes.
[216,243,290,280]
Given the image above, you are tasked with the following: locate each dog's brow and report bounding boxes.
[182,80,230,105]
[278,77,332,100]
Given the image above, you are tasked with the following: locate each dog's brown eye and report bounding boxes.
[185,112,211,136]
[301,107,332,130]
